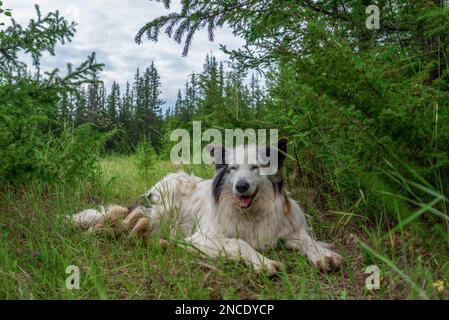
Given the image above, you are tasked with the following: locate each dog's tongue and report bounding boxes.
[239,196,252,208]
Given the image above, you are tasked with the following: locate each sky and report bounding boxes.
[6,0,244,107]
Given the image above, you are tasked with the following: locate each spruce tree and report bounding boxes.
[107,81,121,127]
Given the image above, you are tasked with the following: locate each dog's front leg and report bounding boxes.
[184,232,283,276]
[285,227,343,271]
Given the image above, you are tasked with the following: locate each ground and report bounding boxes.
[0,155,448,299]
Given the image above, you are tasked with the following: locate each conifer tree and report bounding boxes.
[107,81,121,127]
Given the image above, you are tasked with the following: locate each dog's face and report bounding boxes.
[227,162,263,209]
[209,139,287,209]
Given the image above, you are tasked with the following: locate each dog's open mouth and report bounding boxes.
[236,189,258,209]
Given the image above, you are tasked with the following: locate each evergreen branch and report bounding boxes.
[136,0,257,56]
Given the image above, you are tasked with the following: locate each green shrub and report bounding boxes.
[0,5,104,186]
[34,125,107,184]
[135,138,157,176]
[0,80,106,185]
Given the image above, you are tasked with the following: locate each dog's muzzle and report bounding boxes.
[236,187,258,209]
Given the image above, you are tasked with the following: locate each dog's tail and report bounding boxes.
[67,206,107,229]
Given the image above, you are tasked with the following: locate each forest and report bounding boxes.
[1,0,449,300]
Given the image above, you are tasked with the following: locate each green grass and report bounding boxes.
[0,155,448,299]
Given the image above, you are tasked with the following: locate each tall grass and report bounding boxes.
[0,155,448,299]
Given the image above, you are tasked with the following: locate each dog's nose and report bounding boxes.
[236,180,250,193]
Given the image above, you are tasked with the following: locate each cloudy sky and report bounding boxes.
[7,0,244,107]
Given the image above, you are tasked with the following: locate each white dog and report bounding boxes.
[71,139,342,275]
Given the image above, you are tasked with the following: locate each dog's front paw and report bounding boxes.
[89,205,128,235]
[309,245,343,272]
[256,259,284,276]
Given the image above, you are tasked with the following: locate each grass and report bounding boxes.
[0,154,448,299]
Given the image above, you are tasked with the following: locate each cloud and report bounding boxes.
[8,0,244,107]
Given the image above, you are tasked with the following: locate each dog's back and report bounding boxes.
[146,170,294,250]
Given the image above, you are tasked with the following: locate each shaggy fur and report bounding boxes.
[70,140,342,275]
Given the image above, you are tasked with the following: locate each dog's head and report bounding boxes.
[208,138,288,210]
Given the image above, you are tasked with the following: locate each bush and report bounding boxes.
[0,80,106,185]
[0,5,105,186]
[135,138,157,176]
[34,125,107,184]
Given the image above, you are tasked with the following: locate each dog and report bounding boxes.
[70,139,342,275]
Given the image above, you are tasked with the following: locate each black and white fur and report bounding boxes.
[72,139,342,275]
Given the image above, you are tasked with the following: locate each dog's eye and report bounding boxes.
[250,165,260,171]
[228,165,237,171]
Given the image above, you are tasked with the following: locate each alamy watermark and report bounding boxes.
[366,5,380,30]
[170,121,280,175]
[65,265,80,290]
[365,265,380,290]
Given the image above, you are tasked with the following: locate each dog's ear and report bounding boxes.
[206,144,228,170]
[265,138,288,171]
[277,138,288,168]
